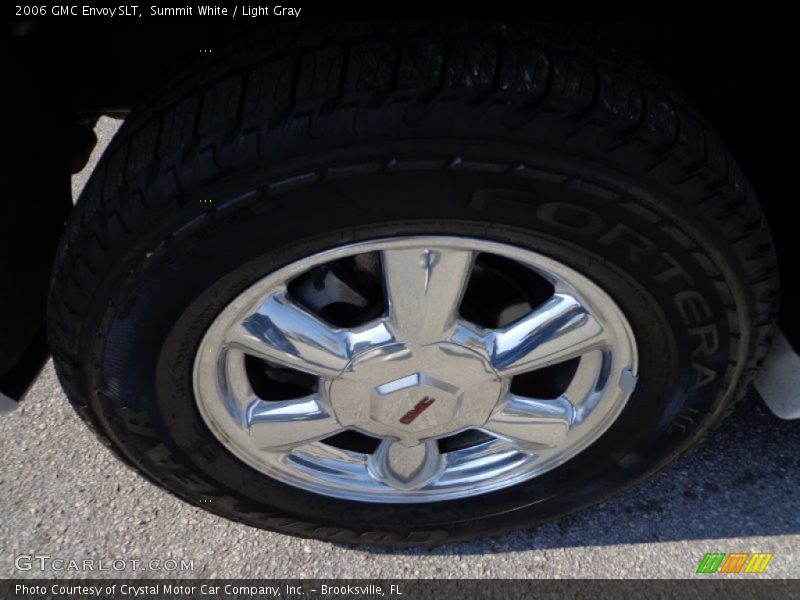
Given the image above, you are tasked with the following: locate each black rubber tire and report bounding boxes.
[49,24,779,546]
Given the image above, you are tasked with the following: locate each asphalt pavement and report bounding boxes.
[1,118,798,579]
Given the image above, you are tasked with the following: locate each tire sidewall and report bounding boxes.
[87,144,740,541]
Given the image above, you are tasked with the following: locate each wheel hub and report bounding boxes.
[193,236,638,502]
[329,342,503,445]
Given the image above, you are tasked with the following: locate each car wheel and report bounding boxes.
[48,24,779,546]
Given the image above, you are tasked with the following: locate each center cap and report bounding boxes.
[328,342,504,446]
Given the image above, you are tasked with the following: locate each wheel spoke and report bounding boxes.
[246,395,343,450]
[220,349,259,421]
[226,290,391,378]
[481,394,575,449]
[381,246,474,343]
[368,439,444,490]
[487,293,606,376]
[563,350,603,406]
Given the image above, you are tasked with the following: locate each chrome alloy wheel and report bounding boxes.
[194,237,638,502]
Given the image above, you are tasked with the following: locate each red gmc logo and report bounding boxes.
[399,396,436,425]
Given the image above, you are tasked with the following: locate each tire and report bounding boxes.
[49,24,779,546]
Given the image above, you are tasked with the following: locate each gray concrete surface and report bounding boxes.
[1,117,798,580]
[2,365,798,579]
